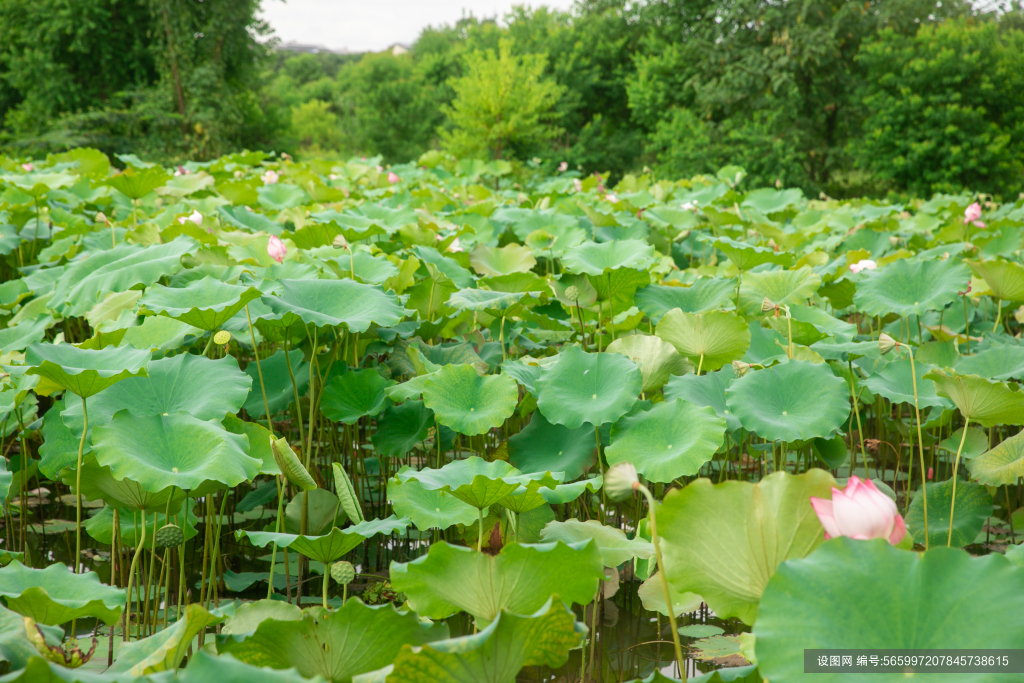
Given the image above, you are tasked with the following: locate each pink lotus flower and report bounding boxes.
[558,161,568,172]
[447,237,462,253]
[810,476,906,545]
[177,209,202,226]
[964,202,986,228]
[605,193,618,204]
[388,171,400,184]
[20,163,33,172]
[261,170,279,185]
[572,179,583,193]
[267,235,287,263]
[849,259,877,274]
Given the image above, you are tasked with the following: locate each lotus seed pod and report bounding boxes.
[760,297,776,314]
[605,463,640,502]
[878,333,898,356]
[732,360,750,377]
[331,561,355,586]
[565,285,580,301]
[214,330,231,345]
[154,524,184,549]
[332,234,348,248]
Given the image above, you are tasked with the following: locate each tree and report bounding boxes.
[439,40,564,160]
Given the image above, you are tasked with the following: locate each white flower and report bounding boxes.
[848,259,877,274]
[177,210,203,226]
[261,169,279,185]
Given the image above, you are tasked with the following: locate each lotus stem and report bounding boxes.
[607,271,615,342]
[846,360,869,480]
[267,476,284,600]
[962,295,971,355]
[786,307,793,359]
[477,508,484,553]
[123,511,147,642]
[993,298,1001,332]
[244,304,274,435]
[202,333,216,358]
[947,417,971,547]
[499,315,506,362]
[74,396,88,574]
[177,491,187,621]
[322,567,330,608]
[905,347,928,549]
[696,353,704,376]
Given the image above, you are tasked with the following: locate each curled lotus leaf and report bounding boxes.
[139,276,263,331]
[237,516,411,564]
[923,368,1024,427]
[0,561,125,625]
[539,519,654,568]
[25,342,150,398]
[394,456,521,510]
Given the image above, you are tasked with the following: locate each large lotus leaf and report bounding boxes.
[353,600,583,683]
[85,503,198,546]
[25,342,150,398]
[258,183,311,211]
[176,650,324,683]
[447,288,528,313]
[539,519,654,567]
[108,604,222,675]
[659,470,837,625]
[498,472,562,514]
[261,279,404,332]
[0,604,65,673]
[656,309,751,373]
[105,165,170,199]
[535,346,641,429]
[469,244,537,277]
[243,348,309,417]
[508,412,595,480]
[0,315,52,353]
[92,411,260,492]
[371,400,433,456]
[587,267,650,315]
[562,239,656,275]
[754,538,1024,683]
[284,489,345,535]
[220,599,302,636]
[71,459,188,513]
[217,600,446,683]
[140,277,262,330]
[606,399,726,482]
[738,267,821,315]
[0,561,124,625]
[956,344,1024,381]
[968,430,1024,486]
[700,235,793,270]
[923,368,1024,427]
[238,517,410,564]
[853,257,970,318]
[966,258,1024,302]
[906,478,992,548]
[726,361,849,442]
[387,475,478,530]
[390,540,604,623]
[664,365,741,432]
[422,364,518,436]
[937,426,989,461]
[50,236,197,316]
[607,334,691,392]
[395,457,521,510]
[0,655,155,683]
[539,476,602,505]
[61,354,251,436]
[860,359,951,409]
[320,369,394,425]
[224,414,279,475]
[634,279,736,321]
[637,571,704,619]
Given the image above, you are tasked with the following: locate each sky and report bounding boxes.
[259,0,577,53]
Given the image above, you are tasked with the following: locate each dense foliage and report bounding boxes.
[0,149,1021,681]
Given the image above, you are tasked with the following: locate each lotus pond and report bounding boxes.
[0,151,1022,682]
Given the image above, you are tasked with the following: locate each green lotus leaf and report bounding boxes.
[535,346,641,429]
[812,433,849,469]
[395,457,521,510]
[853,257,970,318]
[469,244,537,277]
[763,315,826,346]
[861,359,951,409]
[539,476,602,504]
[284,489,345,535]
[320,369,394,425]
[25,342,150,398]
[332,462,365,523]
[120,315,203,352]
[508,412,595,480]
[937,426,989,460]
[700,235,793,270]
[108,604,222,675]
[0,315,52,353]
[223,414,279,475]
[500,356,555,395]
[139,277,263,330]
[383,373,435,404]
[390,540,604,623]
[238,517,410,564]
[422,364,517,436]
[562,239,656,276]
[85,503,198,546]
[726,361,849,442]
[352,600,583,683]
[606,398,726,482]
[243,349,309,417]
[0,604,64,673]
[548,273,598,307]
[664,365,741,432]
[967,430,1024,486]
[659,470,837,625]
[906,478,992,548]
[788,304,857,342]
[49,236,197,316]
[754,538,1024,683]
[261,279,404,332]
[387,474,479,530]
[92,411,260,492]
[105,166,171,199]
[371,400,433,456]
[539,519,654,567]
[923,368,1024,427]
[0,459,9,508]
[447,288,529,312]
[634,279,736,321]
[217,600,446,683]
[656,309,751,373]
[71,459,188,513]
[966,258,1024,302]
[739,267,821,316]
[0,561,124,625]
[220,599,302,636]
[176,650,324,683]
[271,437,316,491]
[607,334,692,392]
[499,473,562,514]
[258,183,311,211]
[637,571,703,618]
[956,344,1024,381]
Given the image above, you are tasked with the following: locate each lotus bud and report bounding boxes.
[732,360,750,377]
[605,463,640,502]
[94,212,108,225]
[760,297,776,314]
[565,285,580,301]
[447,237,462,253]
[332,234,348,249]
[558,161,568,172]
[387,171,400,184]
[20,163,33,172]
[267,235,287,263]
[848,259,877,274]
[331,560,355,585]
[878,332,898,356]
[809,476,906,545]
[214,330,231,345]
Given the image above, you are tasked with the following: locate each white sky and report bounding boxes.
[259,0,578,53]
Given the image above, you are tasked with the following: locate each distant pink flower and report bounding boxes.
[849,259,877,274]
[572,179,583,193]
[388,171,400,184]
[447,237,462,253]
[558,161,568,172]
[927,467,934,481]
[177,210,202,226]
[964,202,986,228]
[810,476,906,545]
[20,163,33,172]
[267,235,287,263]
[605,193,618,204]
[174,165,191,176]
[261,169,279,185]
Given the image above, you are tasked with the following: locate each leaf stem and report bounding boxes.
[947,417,971,547]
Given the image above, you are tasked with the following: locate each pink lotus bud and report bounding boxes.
[848,259,877,274]
[964,202,983,224]
[20,163,33,172]
[267,235,287,263]
[178,209,203,226]
[261,170,279,185]
[810,476,906,545]
[388,171,400,184]
[447,237,462,253]
[927,467,934,481]
[558,161,568,172]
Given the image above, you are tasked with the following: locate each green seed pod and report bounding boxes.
[154,524,184,549]
[565,285,580,301]
[331,560,355,586]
